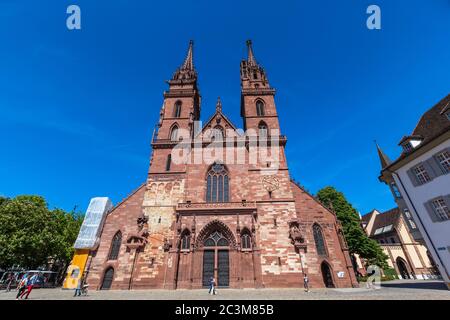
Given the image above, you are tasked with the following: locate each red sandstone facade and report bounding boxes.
[85,41,358,290]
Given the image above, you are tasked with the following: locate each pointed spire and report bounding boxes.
[171,40,197,82]
[182,40,194,71]
[375,140,391,169]
[246,40,257,66]
[216,97,222,112]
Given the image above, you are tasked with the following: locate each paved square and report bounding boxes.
[1,280,448,300]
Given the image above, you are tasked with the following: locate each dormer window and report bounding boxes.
[403,142,413,153]
[445,110,450,121]
[400,136,423,153]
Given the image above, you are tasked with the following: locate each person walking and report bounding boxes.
[15,276,29,300]
[303,274,310,292]
[5,274,14,292]
[208,277,216,295]
[74,276,83,297]
[20,273,37,299]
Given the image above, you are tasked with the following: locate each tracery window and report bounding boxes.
[170,126,179,141]
[181,230,191,250]
[258,121,268,137]
[203,231,229,247]
[313,224,327,256]
[206,163,229,203]
[256,100,265,116]
[241,230,252,250]
[108,231,122,260]
[174,101,182,118]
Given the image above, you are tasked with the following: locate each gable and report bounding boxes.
[107,183,146,218]
[196,110,241,138]
[290,180,337,221]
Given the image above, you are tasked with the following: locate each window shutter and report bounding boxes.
[427,156,444,177]
[407,168,419,187]
[444,195,450,212]
[431,155,445,175]
[422,160,436,180]
[435,147,450,174]
[424,201,440,223]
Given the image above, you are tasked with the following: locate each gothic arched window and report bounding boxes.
[180,230,191,251]
[241,230,252,250]
[108,231,122,261]
[203,231,229,247]
[170,126,179,141]
[313,224,327,257]
[258,121,268,137]
[206,163,229,203]
[174,101,182,118]
[256,100,265,116]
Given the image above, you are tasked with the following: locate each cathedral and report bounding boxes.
[85,41,358,290]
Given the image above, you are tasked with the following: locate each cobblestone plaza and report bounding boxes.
[1,280,448,300]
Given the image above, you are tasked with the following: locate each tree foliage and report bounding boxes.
[0,195,83,271]
[316,186,389,269]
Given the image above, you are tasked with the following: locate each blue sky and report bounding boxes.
[0,0,449,215]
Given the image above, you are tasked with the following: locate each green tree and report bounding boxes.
[316,186,388,269]
[0,195,83,274]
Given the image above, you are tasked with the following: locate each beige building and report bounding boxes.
[361,208,438,280]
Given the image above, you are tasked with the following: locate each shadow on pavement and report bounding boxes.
[381,281,447,291]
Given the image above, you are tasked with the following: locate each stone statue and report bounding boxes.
[289,223,305,247]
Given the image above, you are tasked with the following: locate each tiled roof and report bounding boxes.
[409,94,450,145]
[369,207,400,236]
[361,211,374,223]
[384,94,450,168]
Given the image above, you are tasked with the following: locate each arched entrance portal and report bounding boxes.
[100,267,114,290]
[202,230,230,287]
[321,261,335,288]
[396,257,410,279]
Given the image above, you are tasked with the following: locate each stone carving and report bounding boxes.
[163,238,172,252]
[178,201,257,210]
[289,221,305,249]
[136,214,149,239]
[137,215,149,230]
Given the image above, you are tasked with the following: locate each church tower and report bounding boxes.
[240,40,286,171]
[150,41,201,174]
[240,40,280,135]
[154,40,201,144]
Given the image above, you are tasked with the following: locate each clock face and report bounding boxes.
[262,175,279,192]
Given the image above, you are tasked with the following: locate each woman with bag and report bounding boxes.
[15,276,28,300]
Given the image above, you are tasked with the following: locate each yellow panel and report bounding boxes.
[63,249,90,289]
